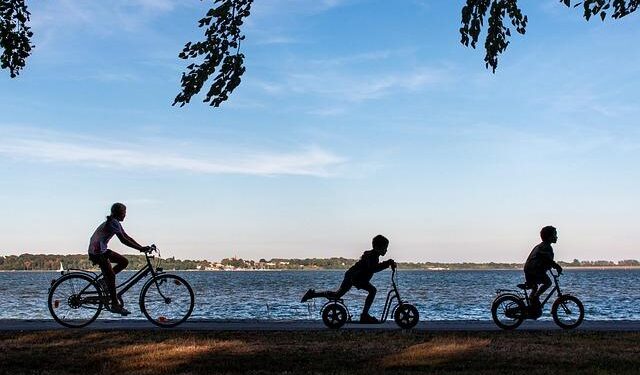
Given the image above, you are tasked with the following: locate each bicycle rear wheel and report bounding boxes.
[491,294,525,330]
[552,295,584,329]
[140,274,194,327]
[48,273,103,328]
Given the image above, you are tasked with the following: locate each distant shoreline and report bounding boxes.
[2,266,639,273]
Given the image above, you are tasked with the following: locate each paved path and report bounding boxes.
[1,319,639,331]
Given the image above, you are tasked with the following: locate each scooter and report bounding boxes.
[319,268,420,329]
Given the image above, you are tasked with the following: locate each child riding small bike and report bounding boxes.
[301,234,396,323]
[524,225,563,318]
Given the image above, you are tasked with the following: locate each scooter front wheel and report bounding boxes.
[394,303,419,329]
[322,302,348,329]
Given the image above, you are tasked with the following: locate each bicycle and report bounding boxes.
[319,268,419,329]
[47,245,194,328]
[491,270,584,330]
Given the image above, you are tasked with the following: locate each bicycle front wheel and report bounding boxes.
[48,273,103,328]
[140,274,194,327]
[552,295,584,329]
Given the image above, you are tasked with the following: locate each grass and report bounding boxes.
[0,330,638,374]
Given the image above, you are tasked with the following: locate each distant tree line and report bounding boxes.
[0,254,210,271]
[0,254,638,271]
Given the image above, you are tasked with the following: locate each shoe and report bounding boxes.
[528,298,542,319]
[110,304,131,316]
[301,289,315,302]
[360,313,379,324]
[527,305,542,320]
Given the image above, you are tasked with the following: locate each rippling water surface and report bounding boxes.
[1,269,638,321]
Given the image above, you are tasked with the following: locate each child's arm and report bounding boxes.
[541,245,562,273]
[373,259,395,273]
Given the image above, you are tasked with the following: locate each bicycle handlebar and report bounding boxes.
[143,244,158,254]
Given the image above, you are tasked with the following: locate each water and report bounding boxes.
[1,269,639,321]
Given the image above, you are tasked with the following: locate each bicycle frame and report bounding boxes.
[60,251,164,302]
[495,270,563,309]
[522,271,563,309]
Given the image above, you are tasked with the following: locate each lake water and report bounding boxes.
[1,269,638,321]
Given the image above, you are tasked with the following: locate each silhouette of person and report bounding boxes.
[88,203,151,315]
[301,234,396,323]
[524,226,563,317]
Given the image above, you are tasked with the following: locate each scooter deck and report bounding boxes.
[346,320,386,325]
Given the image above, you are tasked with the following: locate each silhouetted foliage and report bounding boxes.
[173,0,252,107]
[1,1,639,106]
[0,254,210,271]
[0,0,33,78]
[460,0,640,73]
[460,0,528,73]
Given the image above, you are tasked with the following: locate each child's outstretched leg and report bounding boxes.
[301,274,352,302]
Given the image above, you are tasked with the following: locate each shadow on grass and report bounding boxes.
[1,331,639,374]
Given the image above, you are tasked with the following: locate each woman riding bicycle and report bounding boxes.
[88,202,151,315]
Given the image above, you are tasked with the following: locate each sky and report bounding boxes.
[1,0,639,263]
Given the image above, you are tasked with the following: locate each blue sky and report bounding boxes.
[1,0,639,262]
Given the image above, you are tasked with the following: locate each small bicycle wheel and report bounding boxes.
[394,303,419,329]
[552,295,584,329]
[322,302,347,329]
[140,274,194,328]
[48,273,103,328]
[491,295,525,330]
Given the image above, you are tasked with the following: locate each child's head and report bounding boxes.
[540,226,557,244]
[110,202,127,221]
[372,234,389,255]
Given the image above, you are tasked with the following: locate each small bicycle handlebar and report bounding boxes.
[143,244,158,255]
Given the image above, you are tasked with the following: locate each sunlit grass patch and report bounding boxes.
[382,337,491,368]
[102,339,253,374]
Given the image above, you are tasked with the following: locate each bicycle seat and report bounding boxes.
[517,283,532,290]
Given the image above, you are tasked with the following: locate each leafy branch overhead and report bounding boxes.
[460,0,640,73]
[0,1,639,107]
[0,0,33,78]
[173,0,252,107]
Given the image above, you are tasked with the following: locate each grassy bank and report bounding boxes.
[1,330,638,374]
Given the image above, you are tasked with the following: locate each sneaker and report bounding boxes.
[110,304,131,316]
[528,305,542,320]
[360,313,379,324]
[301,289,315,302]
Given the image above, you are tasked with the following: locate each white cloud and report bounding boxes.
[265,67,449,103]
[0,128,346,177]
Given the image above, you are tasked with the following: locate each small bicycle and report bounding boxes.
[319,268,420,329]
[47,245,194,328]
[491,270,584,330]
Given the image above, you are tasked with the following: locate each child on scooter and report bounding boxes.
[301,234,396,323]
[524,225,563,317]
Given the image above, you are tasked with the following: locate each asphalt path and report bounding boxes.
[1,319,639,331]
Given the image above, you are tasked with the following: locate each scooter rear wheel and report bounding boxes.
[322,302,348,329]
[394,303,419,329]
